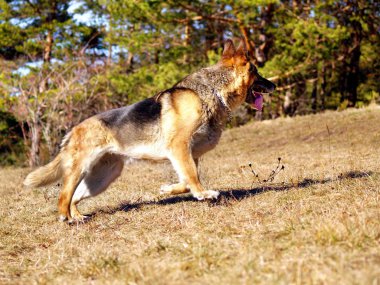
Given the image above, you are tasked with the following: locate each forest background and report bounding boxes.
[0,0,379,166]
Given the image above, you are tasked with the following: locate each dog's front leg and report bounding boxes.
[160,159,201,195]
[168,143,219,200]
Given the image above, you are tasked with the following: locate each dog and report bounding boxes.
[24,39,276,222]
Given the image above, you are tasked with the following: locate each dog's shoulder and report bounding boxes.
[154,86,196,101]
[97,86,198,129]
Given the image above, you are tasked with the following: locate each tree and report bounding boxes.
[0,0,104,166]
[0,0,379,166]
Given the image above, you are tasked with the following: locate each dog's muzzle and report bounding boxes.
[247,78,276,111]
[246,87,270,111]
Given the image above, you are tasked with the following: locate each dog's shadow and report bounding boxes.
[88,170,374,219]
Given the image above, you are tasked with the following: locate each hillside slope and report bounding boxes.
[1,106,380,284]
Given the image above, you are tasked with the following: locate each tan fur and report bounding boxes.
[162,90,206,198]
[57,118,120,220]
[23,153,63,188]
[24,39,275,223]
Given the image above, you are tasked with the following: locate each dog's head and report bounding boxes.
[220,39,276,111]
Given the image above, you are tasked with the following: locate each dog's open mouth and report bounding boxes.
[252,91,264,111]
[247,80,276,111]
[250,90,272,111]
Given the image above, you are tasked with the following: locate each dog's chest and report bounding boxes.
[125,142,167,160]
[191,122,222,158]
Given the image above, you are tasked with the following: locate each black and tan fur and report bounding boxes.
[24,39,276,222]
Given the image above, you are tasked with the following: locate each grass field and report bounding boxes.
[1,106,380,284]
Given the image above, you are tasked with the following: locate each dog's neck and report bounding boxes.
[175,65,239,122]
[212,89,232,121]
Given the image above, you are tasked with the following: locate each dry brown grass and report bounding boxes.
[1,106,380,285]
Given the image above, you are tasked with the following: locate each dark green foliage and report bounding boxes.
[0,111,25,166]
[0,0,379,165]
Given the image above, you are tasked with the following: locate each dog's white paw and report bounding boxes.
[193,190,220,200]
[160,184,172,195]
[58,215,68,222]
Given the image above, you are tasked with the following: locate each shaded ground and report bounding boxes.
[1,106,380,284]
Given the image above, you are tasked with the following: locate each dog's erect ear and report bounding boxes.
[222,39,236,59]
[235,38,248,59]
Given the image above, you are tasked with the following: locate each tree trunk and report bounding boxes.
[204,21,217,59]
[29,121,41,167]
[183,21,191,63]
[38,30,53,93]
[239,25,256,62]
[311,79,317,112]
[340,17,362,107]
[320,64,326,110]
[126,52,134,73]
[346,22,362,107]
[184,21,190,47]
[107,14,113,67]
[256,4,274,67]
[154,50,160,64]
[43,30,53,63]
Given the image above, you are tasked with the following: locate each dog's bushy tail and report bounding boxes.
[23,153,63,188]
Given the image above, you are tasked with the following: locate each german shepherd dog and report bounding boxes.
[24,39,275,222]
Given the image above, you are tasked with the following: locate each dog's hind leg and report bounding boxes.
[58,165,83,222]
[70,153,124,222]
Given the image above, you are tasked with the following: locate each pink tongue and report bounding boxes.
[252,92,263,111]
